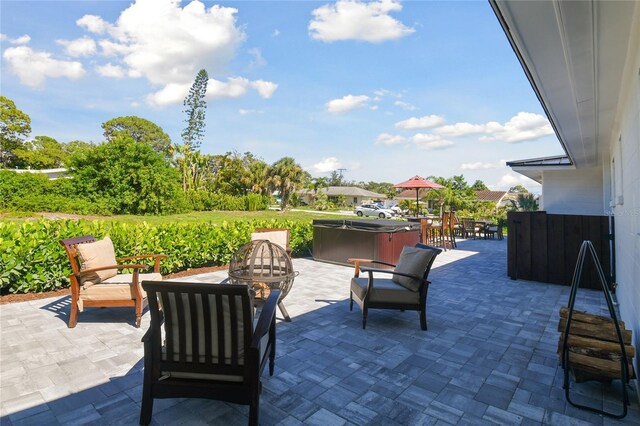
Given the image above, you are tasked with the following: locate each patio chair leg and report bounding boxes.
[135,300,143,328]
[362,308,368,329]
[139,385,153,425]
[278,301,291,322]
[135,313,142,328]
[68,300,78,328]
[249,396,259,426]
[349,292,353,311]
[420,310,427,331]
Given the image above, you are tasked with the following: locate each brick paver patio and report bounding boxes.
[1,239,638,425]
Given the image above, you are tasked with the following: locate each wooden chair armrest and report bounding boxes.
[251,290,280,349]
[348,258,396,277]
[73,264,148,279]
[117,254,168,273]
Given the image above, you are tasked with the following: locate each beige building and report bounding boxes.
[298,186,386,207]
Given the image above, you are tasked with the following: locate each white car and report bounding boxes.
[354,204,395,218]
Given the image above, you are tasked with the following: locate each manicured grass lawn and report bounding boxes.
[110,210,357,224]
[1,209,357,225]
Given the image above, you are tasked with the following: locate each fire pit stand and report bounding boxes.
[228,240,297,322]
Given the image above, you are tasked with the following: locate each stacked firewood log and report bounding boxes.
[558,307,636,383]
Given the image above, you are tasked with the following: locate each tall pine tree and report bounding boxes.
[181,69,208,150]
[178,69,208,191]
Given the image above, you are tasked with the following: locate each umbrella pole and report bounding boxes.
[416,189,419,216]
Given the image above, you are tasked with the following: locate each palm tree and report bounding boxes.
[269,157,305,211]
[507,193,539,211]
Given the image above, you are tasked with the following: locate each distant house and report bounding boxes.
[9,168,68,180]
[395,189,437,211]
[474,190,517,208]
[298,186,386,207]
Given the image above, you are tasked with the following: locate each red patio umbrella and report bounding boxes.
[394,175,445,216]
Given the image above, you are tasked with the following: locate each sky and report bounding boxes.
[0,0,565,193]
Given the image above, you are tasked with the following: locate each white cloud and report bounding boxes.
[97,63,126,78]
[309,0,414,43]
[147,77,277,106]
[251,80,278,98]
[394,100,416,111]
[208,77,250,99]
[395,115,445,130]
[313,157,341,173]
[411,133,454,150]
[248,48,266,68]
[374,88,403,98]
[75,0,277,105]
[482,112,554,143]
[433,122,488,137]
[460,161,502,170]
[376,133,406,146]
[494,172,541,192]
[326,94,369,113]
[77,14,112,34]
[57,37,97,57]
[10,35,31,45]
[146,83,190,106]
[0,34,6,41]
[272,29,280,37]
[99,39,129,57]
[90,1,245,86]
[239,109,263,115]
[434,112,553,143]
[3,46,85,88]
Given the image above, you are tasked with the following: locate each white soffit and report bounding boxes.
[492,0,637,168]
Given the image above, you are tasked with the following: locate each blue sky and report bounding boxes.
[1,0,564,192]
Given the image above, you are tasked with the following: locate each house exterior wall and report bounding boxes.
[541,167,604,215]
[609,33,640,387]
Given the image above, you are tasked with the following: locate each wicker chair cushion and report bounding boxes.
[76,236,117,285]
[161,293,252,365]
[251,230,288,250]
[351,277,419,304]
[391,246,435,291]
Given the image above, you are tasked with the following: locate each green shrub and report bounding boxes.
[0,170,109,214]
[0,218,313,295]
[245,193,269,211]
[69,136,185,215]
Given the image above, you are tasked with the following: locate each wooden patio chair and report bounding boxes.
[251,228,292,256]
[461,218,479,239]
[139,281,279,426]
[348,243,441,330]
[59,235,167,328]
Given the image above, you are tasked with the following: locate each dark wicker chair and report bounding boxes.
[139,281,279,426]
[349,243,441,330]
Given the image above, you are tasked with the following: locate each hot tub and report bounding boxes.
[312,219,420,267]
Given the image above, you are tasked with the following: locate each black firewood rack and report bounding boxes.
[561,240,631,419]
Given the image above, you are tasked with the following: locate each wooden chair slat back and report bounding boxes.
[59,235,97,275]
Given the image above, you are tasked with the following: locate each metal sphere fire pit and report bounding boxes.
[228,239,297,321]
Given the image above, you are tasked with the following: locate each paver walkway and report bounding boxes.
[1,239,638,425]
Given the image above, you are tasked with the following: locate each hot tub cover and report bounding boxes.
[313,219,419,233]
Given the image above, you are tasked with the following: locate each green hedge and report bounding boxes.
[0,219,313,295]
